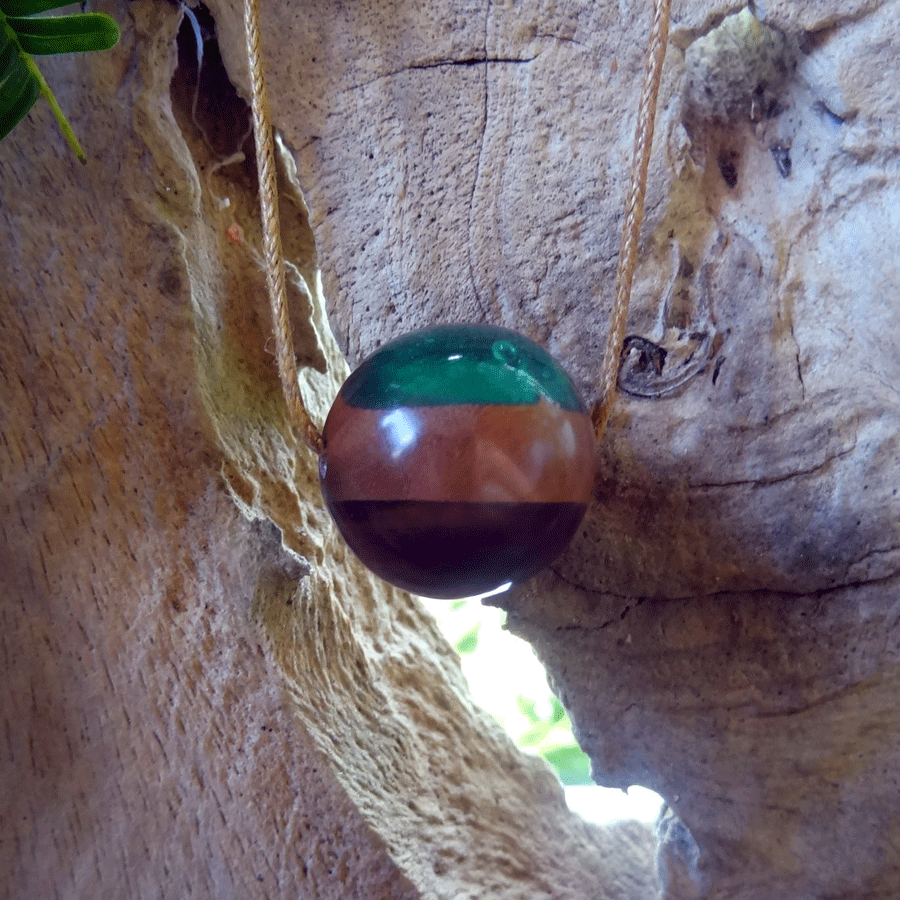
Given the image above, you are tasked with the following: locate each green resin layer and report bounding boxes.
[340,324,587,411]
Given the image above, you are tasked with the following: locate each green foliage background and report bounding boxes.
[440,599,593,787]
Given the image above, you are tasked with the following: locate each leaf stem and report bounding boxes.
[22,48,85,163]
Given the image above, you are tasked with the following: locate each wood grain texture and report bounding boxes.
[208,0,900,896]
[0,5,421,898]
[1,2,656,898]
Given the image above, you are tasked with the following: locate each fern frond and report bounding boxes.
[0,4,119,162]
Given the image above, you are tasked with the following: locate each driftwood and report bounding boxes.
[3,0,899,897]
[1,1,655,897]
[211,0,900,896]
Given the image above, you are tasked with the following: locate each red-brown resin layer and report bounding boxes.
[321,395,594,504]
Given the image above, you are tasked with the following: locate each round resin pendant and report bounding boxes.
[319,324,594,599]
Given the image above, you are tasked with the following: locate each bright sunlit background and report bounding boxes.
[419,595,664,826]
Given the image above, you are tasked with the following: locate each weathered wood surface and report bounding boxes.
[209,0,900,896]
[1,2,656,898]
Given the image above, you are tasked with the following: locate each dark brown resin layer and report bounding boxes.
[324,499,588,599]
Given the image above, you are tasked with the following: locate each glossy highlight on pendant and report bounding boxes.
[319,324,595,599]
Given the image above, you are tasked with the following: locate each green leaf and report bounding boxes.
[547,696,567,725]
[0,31,38,141]
[8,12,119,55]
[0,36,28,100]
[0,5,119,159]
[515,695,540,725]
[517,694,580,750]
[0,0,85,16]
[0,30,17,77]
[454,623,481,655]
[542,744,593,786]
[0,54,37,140]
[518,719,554,747]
